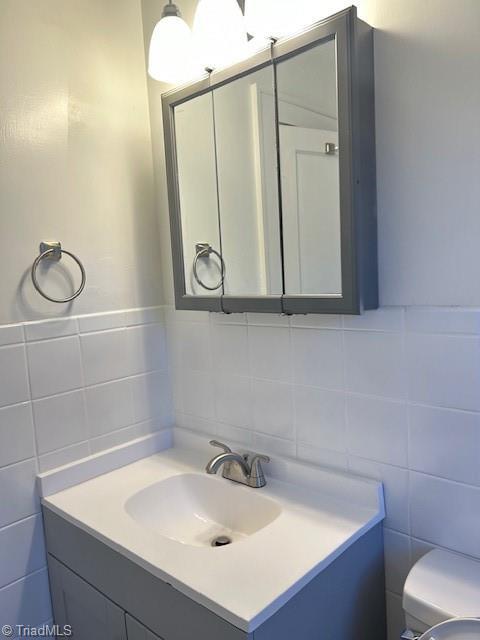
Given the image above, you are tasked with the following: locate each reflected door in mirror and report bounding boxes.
[277,38,342,296]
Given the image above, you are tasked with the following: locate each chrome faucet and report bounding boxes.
[205,440,270,488]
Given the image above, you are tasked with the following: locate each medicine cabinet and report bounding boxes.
[163,6,377,314]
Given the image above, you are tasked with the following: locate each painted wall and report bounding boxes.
[0,0,163,325]
[142,1,480,639]
[144,0,480,308]
[0,1,171,634]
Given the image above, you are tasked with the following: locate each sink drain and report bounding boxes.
[211,535,232,547]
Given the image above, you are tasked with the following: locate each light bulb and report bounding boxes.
[245,0,331,40]
[193,0,248,70]
[244,0,275,39]
[148,3,199,84]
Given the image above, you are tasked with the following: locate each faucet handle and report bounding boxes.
[247,453,270,488]
[209,440,232,453]
[249,454,270,477]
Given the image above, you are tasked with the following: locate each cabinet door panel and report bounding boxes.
[44,510,248,640]
[212,65,282,298]
[126,615,163,640]
[276,37,342,297]
[174,93,223,297]
[48,555,126,640]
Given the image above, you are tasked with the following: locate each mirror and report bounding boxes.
[213,66,282,296]
[163,7,377,314]
[174,66,282,299]
[277,38,342,296]
[174,92,222,296]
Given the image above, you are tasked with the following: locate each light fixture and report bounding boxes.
[193,0,248,70]
[244,0,329,40]
[148,1,198,84]
[148,0,337,86]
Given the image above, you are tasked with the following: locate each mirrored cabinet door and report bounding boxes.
[164,7,377,315]
[174,93,223,297]
[213,65,282,298]
[277,38,342,297]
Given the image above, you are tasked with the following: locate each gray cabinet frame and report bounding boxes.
[48,555,128,640]
[126,615,163,640]
[43,507,386,640]
[162,6,377,315]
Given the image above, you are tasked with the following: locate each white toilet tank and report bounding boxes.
[403,549,480,634]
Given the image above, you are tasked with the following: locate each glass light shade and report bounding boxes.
[193,0,248,70]
[148,15,197,84]
[244,0,332,39]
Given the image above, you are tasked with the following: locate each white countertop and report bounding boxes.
[42,434,384,632]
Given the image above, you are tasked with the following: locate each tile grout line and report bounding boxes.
[22,326,41,470]
[402,306,413,538]
[0,565,48,593]
[76,320,93,455]
[288,322,299,458]
[340,314,350,465]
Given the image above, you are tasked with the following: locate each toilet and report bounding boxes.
[402,548,480,639]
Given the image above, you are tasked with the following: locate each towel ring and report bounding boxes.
[192,243,225,291]
[31,241,86,303]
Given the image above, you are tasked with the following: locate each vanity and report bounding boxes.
[40,433,386,640]
[163,6,377,315]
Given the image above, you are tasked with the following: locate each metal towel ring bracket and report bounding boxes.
[31,241,86,303]
[192,243,225,291]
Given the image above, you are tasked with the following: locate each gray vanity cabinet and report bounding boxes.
[43,508,246,640]
[48,556,127,640]
[125,616,163,640]
[43,506,385,640]
[48,555,163,640]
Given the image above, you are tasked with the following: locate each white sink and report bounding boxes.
[125,472,281,547]
[41,434,384,632]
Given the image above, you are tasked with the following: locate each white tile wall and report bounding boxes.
[33,391,88,455]
[252,379,294,438]
[409,405,480,485]
[0,306,172,634]
[27,337,84,399]
[0,404,35,468]
[3,303,480,638]
[383,528,411,595]
[346,395,408,467]
[85,379,135,437]
[292,328,344,389]
[0,325,25,347]
[345,331,406,399]
[0,516,46,588]
[214,375,251,428]
[0,345,29,408]
[166,305,480,640]
[295,386,346,451]
[248,326,291,382]
[410,473,480,557]
[213,324,249,376]
[0,569,52,637]
[406,333,480,411]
